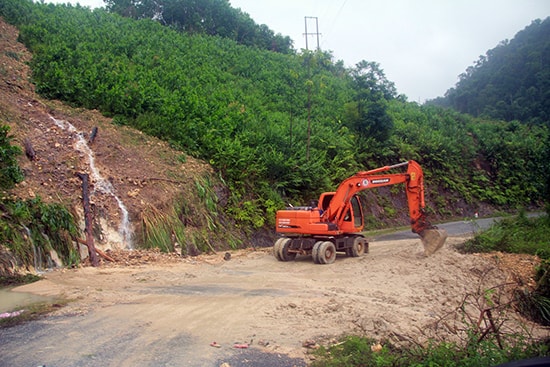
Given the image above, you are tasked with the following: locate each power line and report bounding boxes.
[321,0,348,49]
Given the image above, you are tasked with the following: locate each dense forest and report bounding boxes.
[430,17,550,124]
[0,0,548,239]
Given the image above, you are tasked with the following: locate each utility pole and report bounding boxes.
[303,16,320,161]
[304,16,320,51]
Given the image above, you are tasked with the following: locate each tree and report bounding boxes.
[351,60,397,100]
[345,61,396,142]
[0,124,24,190]
[104,0,294,53]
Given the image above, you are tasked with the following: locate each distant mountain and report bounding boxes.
[429,17,550,124]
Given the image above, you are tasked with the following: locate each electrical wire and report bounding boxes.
[320,0,348,49]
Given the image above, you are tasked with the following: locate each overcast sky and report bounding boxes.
[49,0,549,102]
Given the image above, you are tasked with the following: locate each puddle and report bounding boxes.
[0,288,53,313]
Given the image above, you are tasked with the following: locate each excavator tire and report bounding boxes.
[312,241,323,264]
[315,241,336,264]
[273,238,285,261]
[420,228,448,256]
[346,237,366,257]
[279,238,297,261]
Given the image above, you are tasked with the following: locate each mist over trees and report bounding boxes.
[0,0,548,232]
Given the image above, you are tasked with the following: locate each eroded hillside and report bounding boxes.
[0,17,243,260]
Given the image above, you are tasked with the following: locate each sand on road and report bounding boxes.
[1,237,547,366]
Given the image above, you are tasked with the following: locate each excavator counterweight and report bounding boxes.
[274,160,447,263]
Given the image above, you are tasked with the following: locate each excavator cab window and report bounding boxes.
[351,195,362,228]
[320,193,333,212]
[343,209,351,221]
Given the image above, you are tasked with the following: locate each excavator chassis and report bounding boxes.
[273,235,369,265]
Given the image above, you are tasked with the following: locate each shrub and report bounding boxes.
[0,124,24,189]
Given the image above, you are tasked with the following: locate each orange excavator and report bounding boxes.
[274,160,447,264]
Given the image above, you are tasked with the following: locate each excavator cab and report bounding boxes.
[318,192,364,232]
[341,195,364,231]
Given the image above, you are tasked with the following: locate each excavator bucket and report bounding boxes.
[419,228,448,256]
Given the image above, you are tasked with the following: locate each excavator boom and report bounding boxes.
[322,160,446,254]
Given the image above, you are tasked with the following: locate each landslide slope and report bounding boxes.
[0,17,242,257]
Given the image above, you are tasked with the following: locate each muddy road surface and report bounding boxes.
[1,236,547,367]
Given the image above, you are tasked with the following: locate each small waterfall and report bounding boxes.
[23,225,44,273]
[49,116,133,248]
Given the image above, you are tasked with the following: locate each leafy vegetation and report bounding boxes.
[311,334,549,367]
[138,175,241,255]
[0,0,548,234]
[0,196,81,270]
[519,264,550,326]
[459,212,550,258]
[105,0,294,54]
[0,124,24,189]
[431,17,550,125]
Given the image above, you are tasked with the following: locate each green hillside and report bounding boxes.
[430,17,550,124]
[1,0,548,236]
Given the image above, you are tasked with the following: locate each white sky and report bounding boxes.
[49,0,550,102]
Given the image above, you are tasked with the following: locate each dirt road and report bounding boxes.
[1,236,547,367]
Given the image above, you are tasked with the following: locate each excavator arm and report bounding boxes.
[321,160,446,255]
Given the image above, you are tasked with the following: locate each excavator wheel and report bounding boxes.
[311,241,324,264]
[273,238,295,261]
[278,238,297,261]
[313,241,336,264]
[419,228,448,256]
[346,237,366,257]
[272,238,285,261]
